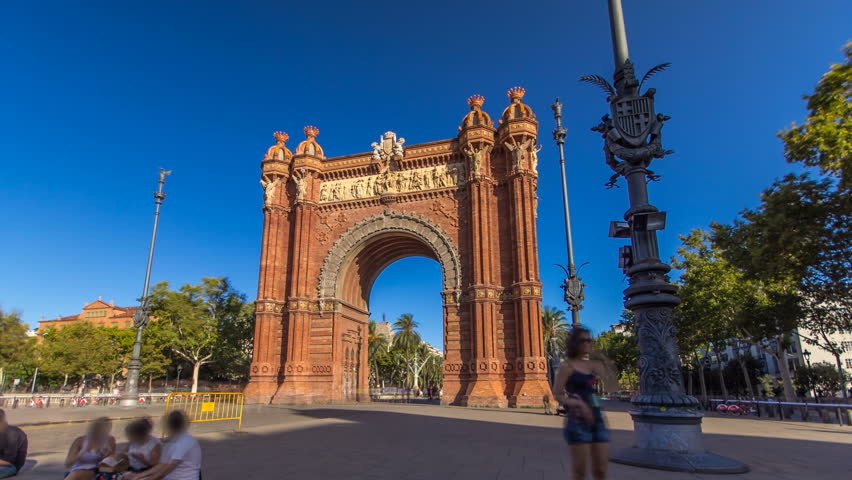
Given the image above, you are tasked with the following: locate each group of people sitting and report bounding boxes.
[63,411,201,480]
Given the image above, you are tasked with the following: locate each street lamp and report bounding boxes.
[578,0,747,472]
[120,168,171,407]
[551,99,585,328]
[176,364,184,391]
[803,350,817,401]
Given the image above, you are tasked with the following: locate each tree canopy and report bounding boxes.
[778,43,852,189]
[149,277,252,392]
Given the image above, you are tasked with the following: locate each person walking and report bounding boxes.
[552,327,609,480]
[124,411,201,480]
[0,409,28,478]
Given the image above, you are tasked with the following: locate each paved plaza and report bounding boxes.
[6,401,849,479]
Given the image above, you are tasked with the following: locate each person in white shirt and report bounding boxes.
[124,411,200,480]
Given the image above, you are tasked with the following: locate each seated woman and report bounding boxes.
[95,418,161,479]
[122,418,161,475]
[64,417,116,480]
[124,411,200,480]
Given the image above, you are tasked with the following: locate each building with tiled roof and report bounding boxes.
[37,298,149,335]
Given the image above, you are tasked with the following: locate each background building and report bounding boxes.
[374,320,393,343]
[36,298,149,334]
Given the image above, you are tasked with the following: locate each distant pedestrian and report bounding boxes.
[0,409,28,478]
[64,417,115,480]
[552,327,609,480]
[542,395,554,415]
[124,411,201,480]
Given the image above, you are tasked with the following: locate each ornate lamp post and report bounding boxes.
[578,0,747,472]
[120,168,171,407]
[552,99,585,329]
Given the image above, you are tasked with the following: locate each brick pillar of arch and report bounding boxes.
[271,199,327,404]
[245,164,291,403]
[500,114,552,407]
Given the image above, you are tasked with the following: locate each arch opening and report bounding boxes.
[339,233,440,310]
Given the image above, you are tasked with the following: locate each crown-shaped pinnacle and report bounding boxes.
[467,95,485,109]
[273,131,289,143]
[507,86,526,102]
[304,126,320,138]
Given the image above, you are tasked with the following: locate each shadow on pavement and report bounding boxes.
[19,406,852,480]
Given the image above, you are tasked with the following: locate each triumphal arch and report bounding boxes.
[244,88,551,407]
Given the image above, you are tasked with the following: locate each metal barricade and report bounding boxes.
[163,392,244,433]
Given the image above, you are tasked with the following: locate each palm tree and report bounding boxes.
[367,320,389,387]
[542,306,570,383]
[392,314,421,353]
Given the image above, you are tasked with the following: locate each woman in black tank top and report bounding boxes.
[552,327,609,480]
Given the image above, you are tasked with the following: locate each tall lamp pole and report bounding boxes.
[120,168,171,407]
[578,0,747,472]
[552,99,585,328]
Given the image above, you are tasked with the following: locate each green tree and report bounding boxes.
[810,362,843,394]
[0,309,36,388]
[778,43,852,189]
[150,277,249,393]
[594,331,637,378]
[211,301,255,382]
[138,327,171,392]
[392,314,420,353]
[367,320,390,387]
[673,229,760,400]
[777,45,852,397]
[39,323,113,389]
[542,306,569,382]
[714,173,851,401]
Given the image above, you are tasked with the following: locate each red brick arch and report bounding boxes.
[245,90,552,407]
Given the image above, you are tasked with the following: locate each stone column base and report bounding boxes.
[243,379,278,404]
[271,377,332,404]
[459,377,508,407]
[610,407,749,473]
[507,378,553,408]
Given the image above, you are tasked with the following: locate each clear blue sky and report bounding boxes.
[1,1,849,349]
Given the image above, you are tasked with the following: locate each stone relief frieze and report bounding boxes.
[318,162,466,204]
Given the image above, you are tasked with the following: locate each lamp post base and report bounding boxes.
[610,408,749,474]
[117,395,142,408]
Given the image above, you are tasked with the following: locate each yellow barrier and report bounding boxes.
[163,392,244,433]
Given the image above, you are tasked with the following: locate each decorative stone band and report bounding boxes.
[444,357,547,375]
[250,362,280,377]
[256,301,286,314]
[318,162,467,203]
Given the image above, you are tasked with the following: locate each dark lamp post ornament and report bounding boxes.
[578,0,747,473]
[119,168,171,407]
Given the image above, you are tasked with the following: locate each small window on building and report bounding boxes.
[111,322,118,328]
[125,321,131,328]
[846,358,852,369]
[842,341,852,352]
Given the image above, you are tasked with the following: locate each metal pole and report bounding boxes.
[607,0,630,69]
[120,168,171,407]
[577,0,746,472]
[551,99,584,327]
[30,367,38,394]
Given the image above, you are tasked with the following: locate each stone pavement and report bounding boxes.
[5,401,849,479]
